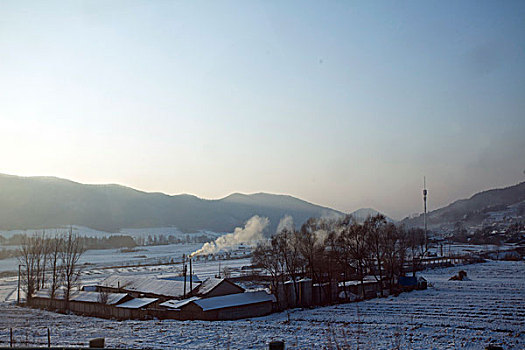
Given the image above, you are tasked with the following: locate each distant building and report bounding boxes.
[160,291,276,320]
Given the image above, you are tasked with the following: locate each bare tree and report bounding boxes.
[60,227,85,302]
[18,234,38,302]
[381,223,404,290]
[407,228,426,276]
[345,221,369,299]
[364,215,387,296]
[48,233,63,299]
[276,228,306,307]
[17,231,51,302]
[97,284,109,305]
[252,240,286,308]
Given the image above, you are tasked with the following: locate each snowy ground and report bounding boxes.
[0,260,523,349]
[0,225,224,240]
[0,243,207,274]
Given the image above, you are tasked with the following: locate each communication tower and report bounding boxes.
[423,177,428,251]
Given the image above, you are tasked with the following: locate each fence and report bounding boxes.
[0,327,51,348]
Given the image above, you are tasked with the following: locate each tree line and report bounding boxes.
[18,228,85,302]
[252,214,427,306]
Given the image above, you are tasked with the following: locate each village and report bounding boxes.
[2,215,523,348]
[25,251,475,323]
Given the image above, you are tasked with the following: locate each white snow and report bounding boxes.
[116,297,158,309]
[98,275,199,299]
[193,291,276,311]
[0,260,523,349]
[160,297,201,310]
[33,290,128,305]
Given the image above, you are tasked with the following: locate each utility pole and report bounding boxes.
[17,265,21,305]
[189,258,193,295]
[183,255,187,298]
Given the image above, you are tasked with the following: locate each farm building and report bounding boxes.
[30,289,133,319]
[274,278,313,309]
[26,274,269,320]
[398,275,427,291]
[113,297,160,320]
[312,281,339,305]
[96,275,243,302]
[192,277,244,297]
[160,290,276,320]
[338,276,381,300]
[96,275,193,301]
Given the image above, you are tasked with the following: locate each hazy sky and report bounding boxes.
[1,1,524,219]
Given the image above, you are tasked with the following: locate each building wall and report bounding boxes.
[29,297,153,320]
[179,301,274,321]
[30,296,274,321]
[215,301,273,320]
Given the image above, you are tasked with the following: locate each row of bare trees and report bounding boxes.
[252,214,427,305]
[18,228,85,302]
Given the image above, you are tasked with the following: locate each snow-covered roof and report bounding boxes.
[193,277,244,296]
[71,291,129,305]
[33,289,128,305]
[117,297,158,309]
[98,274,199,298]
[160,275,201,283]
[338,279,378,287]
[191,291,276,312]
[160,296,201,309]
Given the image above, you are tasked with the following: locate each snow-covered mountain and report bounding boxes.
[0,173,343,234]
[349,208,395,223]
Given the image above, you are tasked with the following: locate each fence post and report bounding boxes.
[9,328,12,348]
[47,328,50,348]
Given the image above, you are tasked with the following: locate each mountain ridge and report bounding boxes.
[401,181,525,230]
[0,173,344,233]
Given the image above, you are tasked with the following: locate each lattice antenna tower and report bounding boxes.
[423,176,428,252]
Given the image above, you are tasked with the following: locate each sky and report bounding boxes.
[0,1,524,220]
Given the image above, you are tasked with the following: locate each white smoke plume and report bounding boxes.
[276,215,294,234]
[189,215,269,257]
[314,229,329,245]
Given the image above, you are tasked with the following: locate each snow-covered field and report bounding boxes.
[0,243,207,274]
[0,260,523,349]
[0,225,224,240]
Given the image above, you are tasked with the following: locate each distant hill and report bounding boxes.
[402,182,525,230]
[0,173,344,234]
[349,208,395,223]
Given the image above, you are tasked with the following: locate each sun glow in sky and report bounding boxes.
[1,1,524,219]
